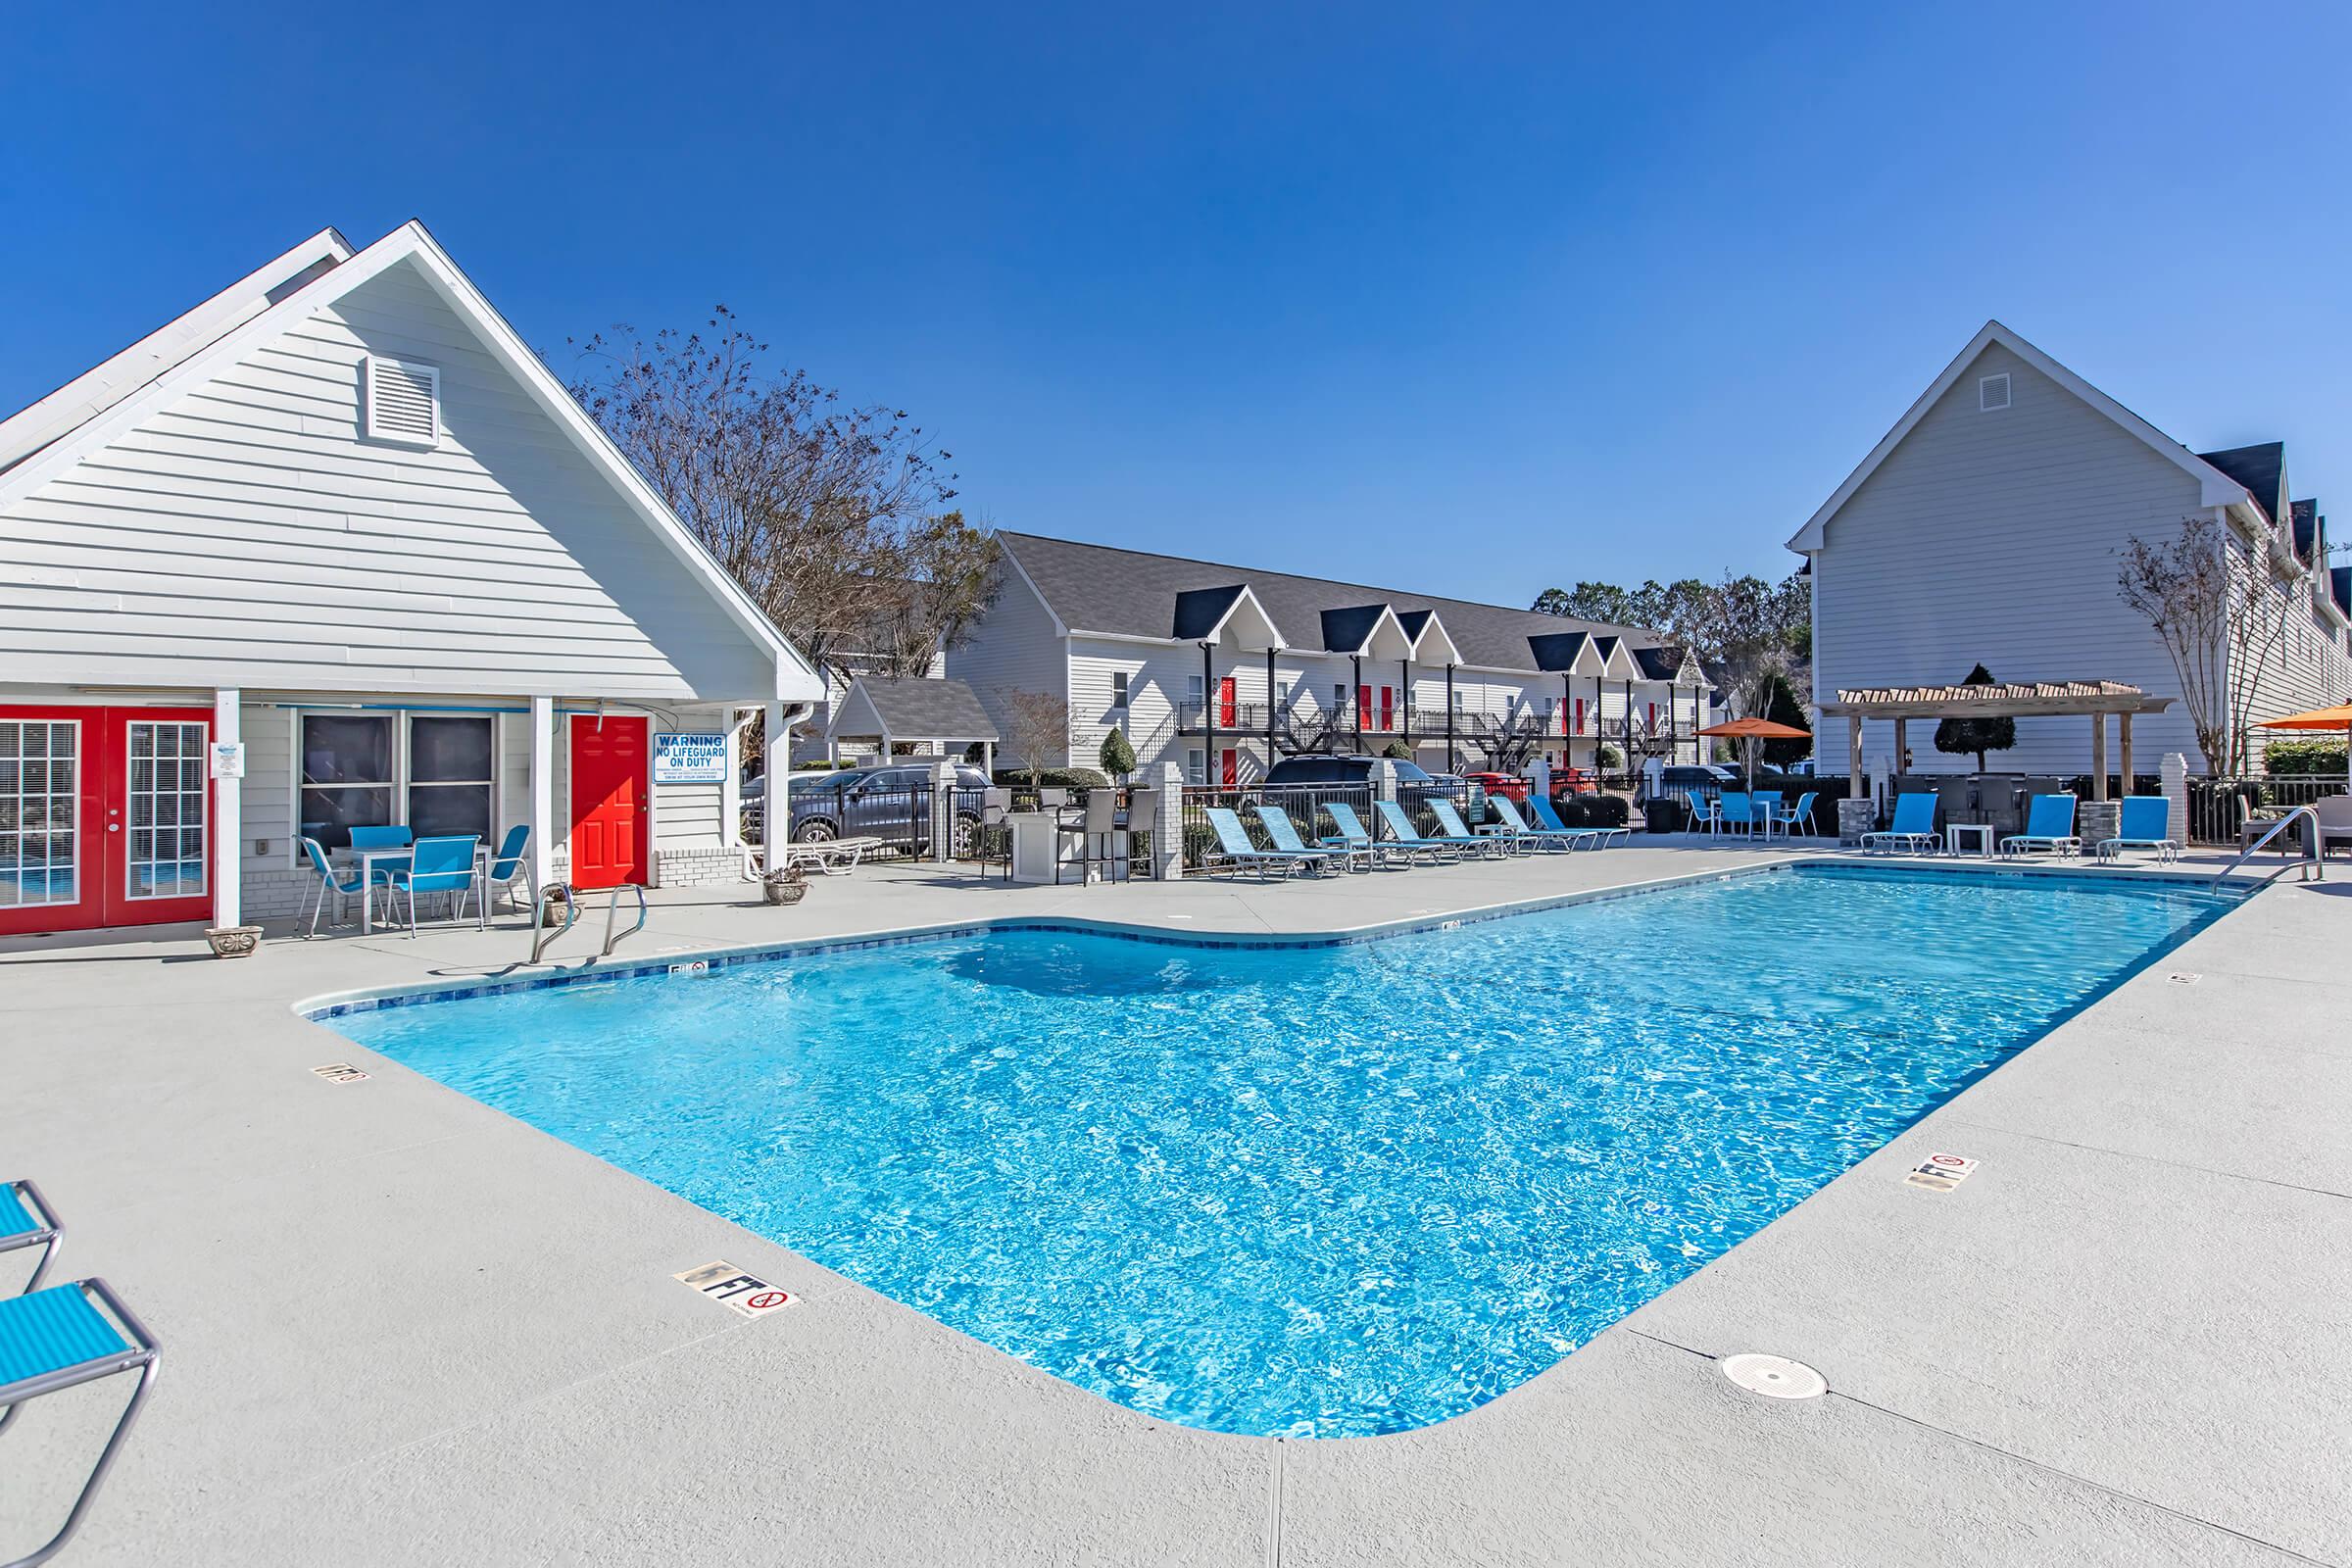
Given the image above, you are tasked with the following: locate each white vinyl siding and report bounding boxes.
[945,563,1068,770]
[0,257,773,701]
[1810,341,2215,772]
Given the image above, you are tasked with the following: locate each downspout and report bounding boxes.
[1446,663,1456,772]
[1201,642,1216,783]
[1400,656,1412,756]
[1265,646,1278,762]
[1351,654,1363,750]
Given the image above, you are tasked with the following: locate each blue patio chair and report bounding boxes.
[1491,796,1574,852]
[1860,793,1940,855]
[0,1277,161,1566]
[1752,790,1783,839]
[348,823,413,885]
[1201,807,1320,880]
[2,1178,62,1300]
[299,836,374,938]
[1372,799,1471,862]
[1777,791,1821,838]
[1424,797,1509,858]
[1318,802,1408,869]
[1716,792,1755,840]
[2093,797,2180,864]
[375,834,481,934]
[1250,805,1348,874]
[1684,790,1721,836]
[480,824,534,912]
[2001,794,2082,858]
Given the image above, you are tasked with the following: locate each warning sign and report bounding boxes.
[311,1062,369,1084]
[1903,1152,1980,1192]
[673,1260,798,1319]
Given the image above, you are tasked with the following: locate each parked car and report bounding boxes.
[1645,763,1739,801]
[1262,754,1435,786]
[742,763,993,854]
[1463,770,1529,803]
[1548,766,1598,798]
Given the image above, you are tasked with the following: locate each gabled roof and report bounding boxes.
[997,532,1678,676]
[0,220,821,701]
[2198,444,2286,526]
[1526,630,1599,673]
[2289,499,2321,564]
[1173,585,1249,641]
[2333,566,2351,615]
[1632,645,1703,683]
[1592,634,1643,679]
[1787,320,2257,553]
[830,674,998,744]
[1395,608,1463,665]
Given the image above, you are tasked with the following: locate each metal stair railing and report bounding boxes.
[2208,805,2324,890]
[523,881,651,963]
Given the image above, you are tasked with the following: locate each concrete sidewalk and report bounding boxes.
[1,843,2344,1565]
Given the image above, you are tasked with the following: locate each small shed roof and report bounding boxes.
[1821,680,2173,718]
[829,675,1000,745]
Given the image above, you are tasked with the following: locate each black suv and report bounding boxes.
[1262,755,1435,786]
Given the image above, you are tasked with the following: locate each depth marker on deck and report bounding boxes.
[310,1062,369,1084]
[1904,1152,1979,1192]
[2168,971,2202,985]
[674,1261,798,1319]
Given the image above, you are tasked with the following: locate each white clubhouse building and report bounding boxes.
[0,221,822,939]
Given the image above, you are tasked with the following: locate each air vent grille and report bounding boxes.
[365,357,440,445]
[1979,372,2011,412]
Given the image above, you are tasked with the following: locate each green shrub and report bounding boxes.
[1596,743,1623,768]
[991,766,1109,790]
[1098,728,1138,779]
[2263,738,2347,777]
[1381,739,1414,760]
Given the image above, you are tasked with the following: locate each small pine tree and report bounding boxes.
[1761,671,1812,766]
[1097,726,1137,781]
[1381,739,1413,760]
[1934,662,2017,771]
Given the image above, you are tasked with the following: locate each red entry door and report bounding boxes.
[0,705,215,937]
[1356,685,1372,729]
[1217,676,1237,726]
[1379,686,1394,731]
[1221,748,1239,787]
[569,716,649,890]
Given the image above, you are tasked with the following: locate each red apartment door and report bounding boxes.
[569,716,649,890]
[1379,686,1394,731]
[1357,685,1372,729]
[0,705,216,937]
[1217,676,1237,726]
[1221,748,1239,787]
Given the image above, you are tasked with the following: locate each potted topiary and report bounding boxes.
[761,863,808,906]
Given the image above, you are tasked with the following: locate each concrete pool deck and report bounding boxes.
[2,840,2345,1566]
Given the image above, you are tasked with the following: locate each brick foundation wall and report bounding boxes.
[654,846,743,888]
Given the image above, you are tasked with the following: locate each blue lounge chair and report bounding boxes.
[1373,799,1471,862]
[2001,794,2082,858]
[1250,804,1348,874]
[0,1277,161,1565]
[1424,797,1508,858]
[1860,793,1939,855]
[2,1178,62,1299]
[375,834,481,933]
[481,824,534,912]
[1491,796,1573,852]
[2093,797,2180,864]
[1319,802,1408,869]
[1201,807,1321,880]
[1715,792,1755,840]
[299,836,375,938]
[1528,795,1626,848]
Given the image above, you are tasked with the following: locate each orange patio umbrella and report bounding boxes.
[2257,702,2352,761]
[1695,716,1812,792]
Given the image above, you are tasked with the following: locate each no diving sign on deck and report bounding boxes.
[1904,1152,1980,1193]
[674,1260,798,1319]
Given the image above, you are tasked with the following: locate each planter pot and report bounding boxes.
[761,873,808,906]
[205,925,263,958]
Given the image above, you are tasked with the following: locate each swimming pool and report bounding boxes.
[323,863,2234,1438]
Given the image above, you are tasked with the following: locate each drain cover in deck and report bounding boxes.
[1720,1353,1827,1399]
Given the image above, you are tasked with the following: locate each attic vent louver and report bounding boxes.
[364,356,440,446]
[1979,372,2011,412]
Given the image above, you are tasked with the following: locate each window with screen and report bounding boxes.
[408,716,495,839]
[299,714,394,851]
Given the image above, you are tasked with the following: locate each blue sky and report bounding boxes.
[4,2,2345,609]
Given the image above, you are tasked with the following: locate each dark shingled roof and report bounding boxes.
[2197,442,2286,523]
[1632,645,1696,681]
[1525,631,1596,672]
[2290,499,2321,565]
[999,532,1680,676]
[1170,585,1247,641]
[2333,566,2351,615]
[840,675,999,742]
[1318,605,1392,654]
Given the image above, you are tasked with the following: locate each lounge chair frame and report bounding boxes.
[1860,794,1940,855]
[1,1178,62,1308]
[2000,795,2083,859]
[0,1278,160,1568]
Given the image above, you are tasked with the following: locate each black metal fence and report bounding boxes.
[2185,773,2349,846]
[1178,782,1374,868]
[745,776,934,858]
[1396,776,1486,834]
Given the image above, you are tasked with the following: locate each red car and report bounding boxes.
[1550,766,1598,798]
[1463,771,1530,803]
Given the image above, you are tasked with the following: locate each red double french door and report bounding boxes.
[0,705,216,936]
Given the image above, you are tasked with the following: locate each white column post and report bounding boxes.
[931,757,957,862]
[763,702,789,874]
[529,696,557,891]
[1152,760,1184,880]
[212,689,241,929]
[2161,753,2189,847]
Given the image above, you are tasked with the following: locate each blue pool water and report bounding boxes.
[328,865,2231,1437]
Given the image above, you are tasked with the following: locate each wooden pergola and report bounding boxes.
[1818,681,2175,802]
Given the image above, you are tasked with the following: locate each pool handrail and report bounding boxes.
[2208,804,2325,889]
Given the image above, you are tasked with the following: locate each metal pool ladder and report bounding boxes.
[525,882,650,963]
[2208,805,2325,890]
